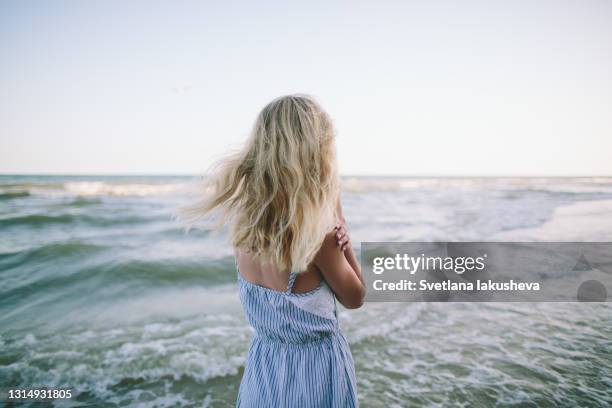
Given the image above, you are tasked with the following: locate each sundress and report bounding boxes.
[236,267,358,407]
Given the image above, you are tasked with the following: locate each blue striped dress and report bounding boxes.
[236,268,358,407]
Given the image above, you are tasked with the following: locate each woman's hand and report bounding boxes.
[334,224,350,252]
[314,226,365,309]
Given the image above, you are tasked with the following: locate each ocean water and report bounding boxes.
[1,175,611,407]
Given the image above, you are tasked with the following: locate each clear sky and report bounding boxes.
[1,0,611,176]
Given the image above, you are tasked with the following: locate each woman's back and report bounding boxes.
[236,256,338,343]
[236,250,323,293]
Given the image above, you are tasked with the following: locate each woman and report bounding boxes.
[183,95,365,407]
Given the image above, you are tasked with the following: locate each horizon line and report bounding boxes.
[1,172,611,179]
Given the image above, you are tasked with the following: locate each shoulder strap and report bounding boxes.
[286,271,298,293]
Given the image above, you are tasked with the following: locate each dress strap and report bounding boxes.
[286,272,298,293]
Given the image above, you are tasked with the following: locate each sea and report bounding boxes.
[1,175,611,407]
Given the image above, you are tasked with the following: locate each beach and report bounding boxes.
[1,175,611,407]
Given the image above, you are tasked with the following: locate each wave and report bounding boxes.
[0,180,192,198]
[63,181,186,197]
[340,177,612,194]
[341,303,426,344]
[341,177,449,192]
[68,197,103,206]
[0,241,108,270]
[3,177,612,197]
[0,212,151,228]
[0,213,75,227]
[0,256,237,305]
[0,190,30,200]
[493,199,612,241]
[0,314,250,406]
[102,258,236,285]
[1,303,609,407]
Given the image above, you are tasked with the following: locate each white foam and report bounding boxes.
[340,177,612,194]
[23,333,37,345]
[340,177,491,193]
[2,313,251,406]
[62,181,185,197]
[494,199,612,241]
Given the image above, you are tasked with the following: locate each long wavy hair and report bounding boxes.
[181,94,340,272]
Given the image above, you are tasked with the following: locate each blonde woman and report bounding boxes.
[183,95,364,407]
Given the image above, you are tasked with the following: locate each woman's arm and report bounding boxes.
[340,238,364,288]
[335,197,364,287]
[313,198,365,309]
[314,229,365,309]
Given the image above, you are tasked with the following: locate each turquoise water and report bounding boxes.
[1,175,611,407]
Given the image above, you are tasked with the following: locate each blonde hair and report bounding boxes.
[181,94,339,272]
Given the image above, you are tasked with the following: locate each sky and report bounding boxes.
[1,0,611,176]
